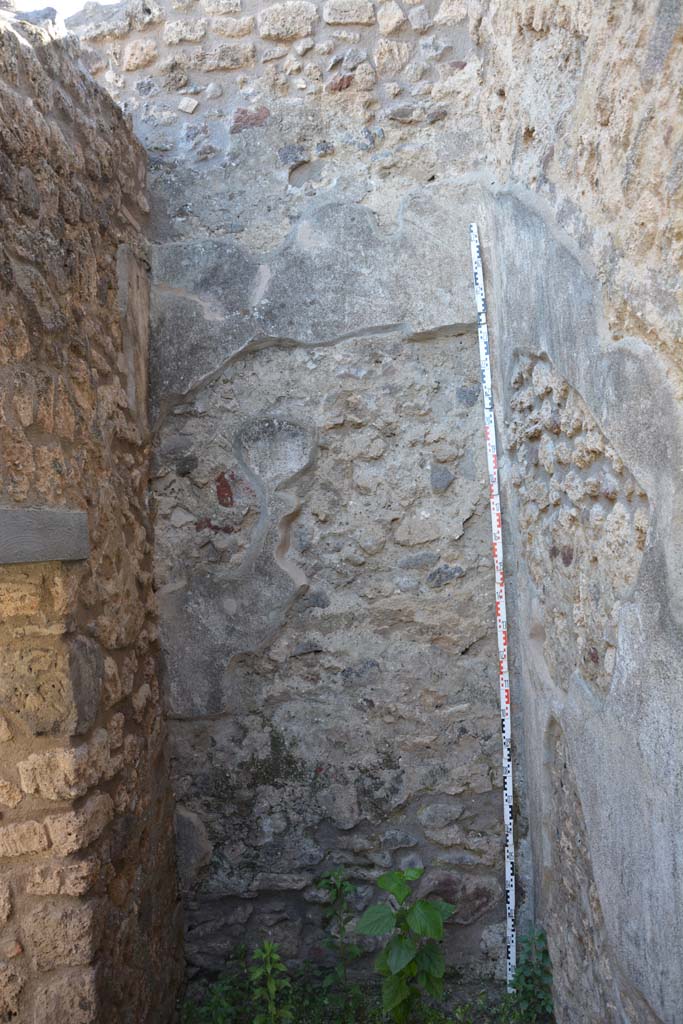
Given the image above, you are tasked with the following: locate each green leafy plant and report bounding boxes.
[499,930,554,1024]
[317,868,363,992]
[181,977,235,1024]
[181,946,250,1024]
[356,867,455,1023]
[250,941,293,1024]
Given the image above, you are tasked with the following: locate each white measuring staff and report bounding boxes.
[469,223,516,989]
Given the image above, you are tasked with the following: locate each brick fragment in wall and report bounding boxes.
[0,821,49,858]
[26,858,100,896]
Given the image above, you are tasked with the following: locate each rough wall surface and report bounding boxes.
[67,0,513,987]
[477,5,683,1022]
[0,17,182,1022]
[67,0,683,1020]
[151,196,510,979]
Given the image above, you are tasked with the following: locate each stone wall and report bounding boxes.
[477,5,683,1021]
[150,196,509,979]
[65,0,683,1020]
[0,16,182,1022]
[65,0,513,988]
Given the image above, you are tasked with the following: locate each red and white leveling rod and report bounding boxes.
[469,223,516,989]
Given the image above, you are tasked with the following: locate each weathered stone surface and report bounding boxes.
[0,777,21,808]
[0,820,48,858]
[203,40,255,68]
[122,38,158,70]
[204,0,241,11]
[18,729,118,800]
[175,805,213,889]
[374,37,410,73]
[46,794,114,856]
[24,902,101,970]
[258,1,318,39]
[0,962,24,1019]
[48,0,683,1017]
[0,880,11,924]
[26,858,100,896]
[164,16,208,42]
[33,968,98,1024]
[213,14,254,36]
[0,20,181,1023]
[322,0,375,24]
[377,0,405,34]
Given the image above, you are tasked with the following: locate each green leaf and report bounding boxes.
[431,898,457,923]
[375,946,390,976]
[386,935,418,975]
[414,940,445,978]
[406,900,444,939]
[421,972,444,1000]
[402,867,424,881]
[377,871,411,904]
[381,973,410,1012]
[356,903,397,936]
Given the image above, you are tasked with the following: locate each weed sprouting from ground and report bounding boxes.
[181,869,554,1024]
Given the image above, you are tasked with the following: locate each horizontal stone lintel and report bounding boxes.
[0,507,89,565]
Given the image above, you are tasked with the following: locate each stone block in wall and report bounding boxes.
[174,805,212,890]
[25,858,100,897]
[258,1,318,38]
[203,0,241,12]
[122,38,158,70]
[0,778,22,808]
[0,962,24,1019]
[33,967,98,1024]
[213,15,255,37]
[164,16,208,43]
[377,0,406,34]
[23,901,102,970]
[322,0,375,23]
[433,0,467,23]
[374,37,410,72]
[45,794,114,856]
[0,630,104,738]
[17,729,119,801]
[0,821,48,858]
[203,40,256,69]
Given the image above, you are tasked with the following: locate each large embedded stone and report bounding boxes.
[257,1,318,38]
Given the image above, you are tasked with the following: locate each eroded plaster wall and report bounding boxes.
[67,0,515,988]
[0,17,181,1022]
[67,0,683,1020]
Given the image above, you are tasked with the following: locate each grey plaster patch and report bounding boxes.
[0,507,89,565]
